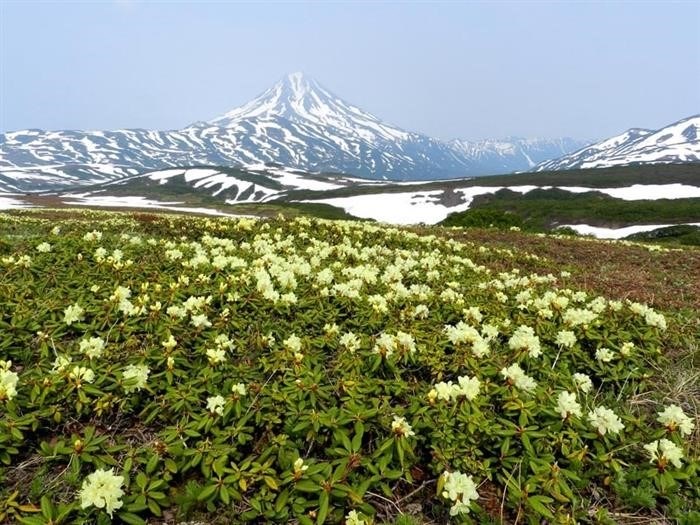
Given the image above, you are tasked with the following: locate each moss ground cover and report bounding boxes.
[0,209,697,524]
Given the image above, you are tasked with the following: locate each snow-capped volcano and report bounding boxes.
[2,72,592,190]
[209,72,409,143]
[535,115,700,171]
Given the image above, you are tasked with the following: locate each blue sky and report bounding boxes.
[1,1,698,140]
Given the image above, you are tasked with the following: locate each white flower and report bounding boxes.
[434,381,455,401]
[441,470,479,516]
[51,355,72,373]
[324,323,339,335]
[206,395,225,416]
[36,242,52,253]
[123,364,149,392]
[471,338,490,358]
[620,342,634,357]
[190,313,211,328]
[391,415,415,438]
[413,304,429,319]
[0,367,19,401]
[345,510,366,525]
[555,391,582,419]
[372,333,396,358]
[83,230,103,242]
[284,334,302,353]
[508,325,542,358]
[555,330,576,348]
[231,383,246,396]
[644,439,684,469]
[293,457,309,474]
[444,321,480,346]
[657,405,695,436]
[63,303,84,325]
[644,310,667,330]
[109,286,131,303]
[339,332,361,353]
[562,308,597,327]
[573,373,593,393]
[79,468,124,517]
[79,337,106,359]
[588,406,624,435]
[162,335,177,351]
[595,347,615,363]
[206,347,226,365]
[455,375,480,401]
[69,366,95,384]
[501,363,537,392]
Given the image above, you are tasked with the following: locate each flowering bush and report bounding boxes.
[0,210,696,523]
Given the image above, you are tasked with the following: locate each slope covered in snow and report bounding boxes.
[535,115,700,171]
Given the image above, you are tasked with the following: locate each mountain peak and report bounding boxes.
[210,72,336,126]
[208,73,412,142]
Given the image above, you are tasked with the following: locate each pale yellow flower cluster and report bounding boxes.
[0,361,19,401]
[79,468,124,517]
[587,406,624,435]
[441,470,479,516]
[391,415,415,438]
[501,363,537,392]
[122,364,150,393]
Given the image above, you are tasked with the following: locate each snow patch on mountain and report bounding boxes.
[535,115,700,171]
[560,223,700,239]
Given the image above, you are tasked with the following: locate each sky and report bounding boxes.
[0,1,698,141]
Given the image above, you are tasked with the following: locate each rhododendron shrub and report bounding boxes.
[0,210,696,523]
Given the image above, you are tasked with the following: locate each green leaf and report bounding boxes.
[317,492,329,525]
[352,422,364,451]
[145,454,159,474]
[527,495,555,519]
[117,512,147,525]
[197,484,218,502]
[40,496,52,519]
[264,476,279,491]
[295,480,321,493]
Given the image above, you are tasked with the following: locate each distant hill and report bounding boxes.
[535,115,700,171]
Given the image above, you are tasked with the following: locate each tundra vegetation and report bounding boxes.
[0,209,697,524]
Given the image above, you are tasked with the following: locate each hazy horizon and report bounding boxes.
[1,1,698,141]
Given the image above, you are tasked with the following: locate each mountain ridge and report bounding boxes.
[1,73,589,190]
[535,115,700,171]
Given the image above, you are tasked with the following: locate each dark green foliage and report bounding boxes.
[442,208,526,230]
[439,188,700,231]
[625,225,700,246]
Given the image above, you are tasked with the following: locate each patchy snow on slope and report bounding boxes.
[63,195,249,217]
[246,164,345,191]
[561,223,700,240]
[301,183,700,225]
[0,196,34,210]
[305,186,509,224]
[555,184,700,200]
